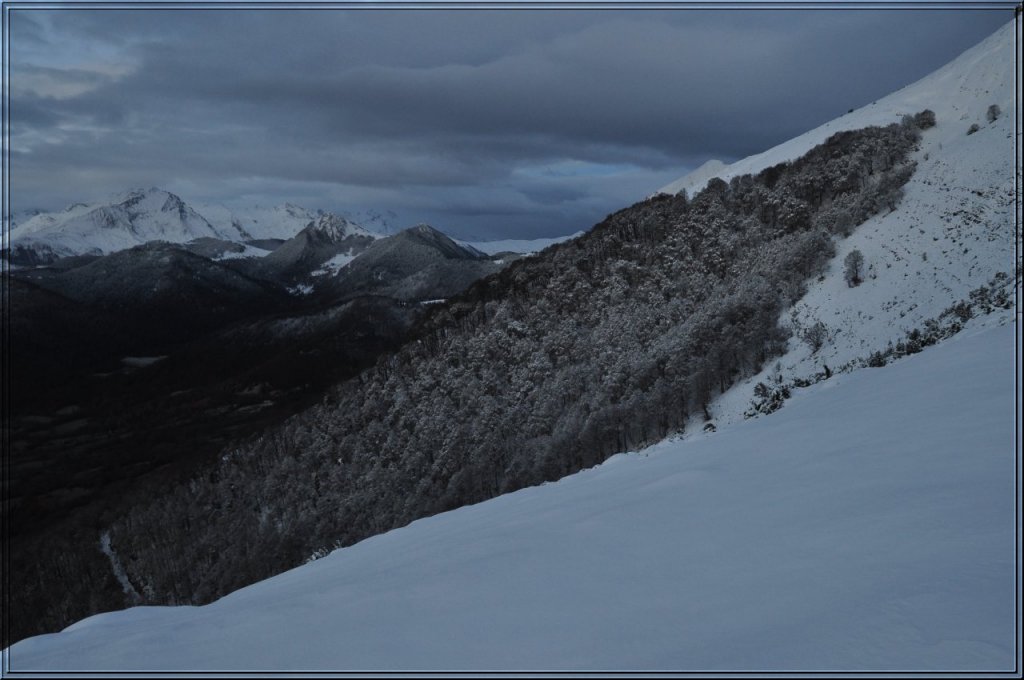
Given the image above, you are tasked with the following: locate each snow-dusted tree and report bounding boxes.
[100,116,925,615]
[844,249,865,287]
[913,109,936,129]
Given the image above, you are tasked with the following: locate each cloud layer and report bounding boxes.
[9,8,1009,239]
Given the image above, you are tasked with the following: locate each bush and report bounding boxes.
[986,104,1001,123]
[844,249,865,287]
[800,320,830,353]
[967,123,980,135]
[913,109,936,129]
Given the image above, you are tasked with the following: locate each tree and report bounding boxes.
[913,109,936,129]
[800,320,830,353]
[844,249,864,287]
[986,104,1001,123]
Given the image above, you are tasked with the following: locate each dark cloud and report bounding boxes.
[8,7,1011,239]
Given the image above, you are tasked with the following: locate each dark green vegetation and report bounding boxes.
[84,119,924,618]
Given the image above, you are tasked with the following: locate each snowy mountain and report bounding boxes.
[5,193,387,266]
[245,212,381,285]
[9,208,45,231]
[9,318,1016,671]
[656,21,1016,199]
[659,18,1018,435]
[196,201,330,242]
[6,189,574,267]
[325,223,502,301]
[7,188,250,264]
[6,18,1018,671]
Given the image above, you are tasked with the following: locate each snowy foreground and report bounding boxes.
[9,321,1018,672]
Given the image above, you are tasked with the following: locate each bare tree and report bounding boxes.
[800,320,831,353]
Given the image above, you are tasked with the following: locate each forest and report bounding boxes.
[11,115,927,639]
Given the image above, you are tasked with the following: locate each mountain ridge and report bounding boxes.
[656,19,1016,198]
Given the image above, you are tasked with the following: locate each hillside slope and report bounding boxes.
[327,224,501,301]
[91,116,928,614]
[657,20,1016,198]
[664,18,1018,434]
[10,318,1016,671]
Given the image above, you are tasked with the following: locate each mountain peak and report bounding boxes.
[407,223,442,236]
[9,187,231,263]
[394,223,486,259]
[303,212,376,243]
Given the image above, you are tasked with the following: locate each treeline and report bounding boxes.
[747,271,1016,418]
[96,118,924,613]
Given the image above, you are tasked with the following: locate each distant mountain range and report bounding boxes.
[8,189,247,264]
[6,188,579,268]
[6,185,587,308]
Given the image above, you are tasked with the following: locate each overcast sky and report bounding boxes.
[8,7,1011,240]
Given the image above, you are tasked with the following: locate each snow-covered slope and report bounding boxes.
[196,202,374,242]
[672,18,1019,434]
[8,319,1016,671]
[8,189,249,263]
[657,20,1017,199]
[7,194,386,265]
[8,187,575,265]
[657,158,727,198]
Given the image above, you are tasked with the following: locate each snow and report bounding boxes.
[7,320,1017,671]
[10,194,383,263]
[656,20,1017,198]
[461,231,585,255]
[307,213,379,242]
[11,189,246,260]
[657,158,727,197]
[199,203,384,243]
[5,18,1017,674]
[99,532,141,603]
[195,202,315,242]
[310,251,359,276]
[287,283,314,296]
[212,244,273,261]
